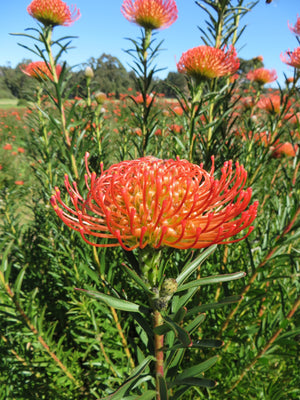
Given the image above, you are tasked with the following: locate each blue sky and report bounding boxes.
[0,0,299,86]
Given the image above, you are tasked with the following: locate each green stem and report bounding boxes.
[44,27,78,179]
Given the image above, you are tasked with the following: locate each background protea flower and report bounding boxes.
[246,68,277,85]
[177,45,240,81]
[288,15,300,36]
[51,154,258,251]
[27,0,80,27]
[21,61,62,81]
[121,0,178,30]
[281,48,300,69]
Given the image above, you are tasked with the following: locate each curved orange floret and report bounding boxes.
[21,61,62,81]
[121,0,178,30]
[281,47,300,69]
[177,45,239,80]
[288,15,300,36]
[246,68,277,85]
[51,154,258,251]
[27,0,80,27]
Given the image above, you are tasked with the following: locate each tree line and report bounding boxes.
[0,53,187,101]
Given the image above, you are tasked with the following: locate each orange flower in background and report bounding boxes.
[271,142,298,158]
[281,47,300,69]
[288,15,300,36]
[177,45,240,81]
[121,0,178,30]
[246,68,277,85]
[21,61,62,81]
[257,95,290,114]
[27,0,80,27]
[51,154,258,251]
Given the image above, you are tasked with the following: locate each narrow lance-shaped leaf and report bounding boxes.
[75,288,149,313]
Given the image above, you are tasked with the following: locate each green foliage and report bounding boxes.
[0,0,299,399]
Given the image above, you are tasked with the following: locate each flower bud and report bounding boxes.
[84,66,94,78]
[94,91,107,105]
[160,278,178,297]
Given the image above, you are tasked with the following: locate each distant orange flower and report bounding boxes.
[271,142,298,158]
[15,181,24,185]
[27,0,80,27]
[131,93,153,106]
[51,154,258,251]
[288,15,300,36]
[121,0,178,30]
[21,61,62,81]
[257,95,290,114]
[246,68,277,85]
[177,45,239,81]
[281,47,300,69]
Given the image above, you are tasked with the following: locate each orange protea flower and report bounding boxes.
[21,61,62,81]
[27,0,80,27]
[246,68,277,85]
[177,45,240,81]
[121,0,178,30]
[288,15,300,36]
[257,95,290,114]
[271,142,298,158]
[281,47,300,69]
[51,154,258,251]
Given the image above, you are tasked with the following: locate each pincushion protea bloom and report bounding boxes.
[21,61,62,81]
[246,68,277,85]
[177,45,240,81]
[27,0,80,27]
[51,154,258,251]
[121,0,178,30]
[281,48,300,69]
[288,15,300,36]
[257,95,291,114]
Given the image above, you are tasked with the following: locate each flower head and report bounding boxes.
[246,68,277,85]
[21,61,62,81]
[281,47,300,69]
[257,94,290,114]
[288,15,300,36]
[51,154,258,251]
[271,142,298,158]
[27,0,80,27]
[121,0,178,30]
[177,45,240,81]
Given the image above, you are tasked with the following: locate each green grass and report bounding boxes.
[0,98,22,109]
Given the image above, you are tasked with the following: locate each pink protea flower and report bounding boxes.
[281,47,300,69]
[51,154,258,251]
[27,0,80,27]
[177,45,240,81]
[246,68,277,85]
[288,15,300,36]
[121,0,178,30]
[21,61,62,81]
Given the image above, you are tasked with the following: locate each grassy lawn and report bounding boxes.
[0,98,23,109]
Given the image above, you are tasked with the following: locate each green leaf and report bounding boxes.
[155,317,192,347]
[185,313,206,334]
[176,245,217,286]
[176,355,219,381]
[170,377,217,389]
[167,339,223,351]
[158,375,169,400]
[176,271,246,292]
[121,263,154,295]
[76,288,149,313]
[101,356,155,400]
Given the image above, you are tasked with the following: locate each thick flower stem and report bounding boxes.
[153,310,165,400]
